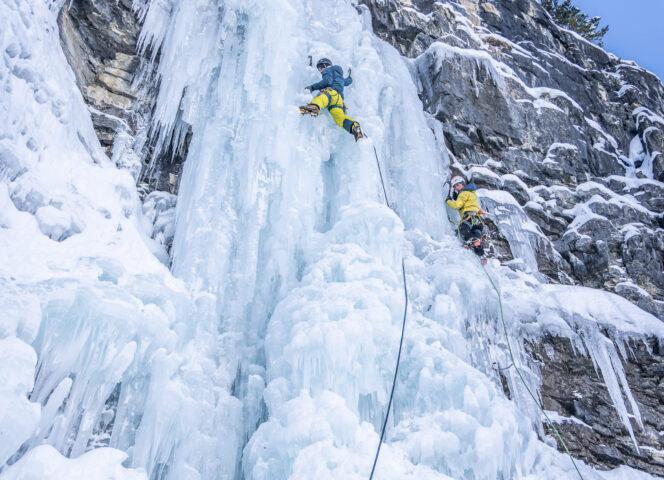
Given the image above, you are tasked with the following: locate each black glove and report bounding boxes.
[305,85,313,93]
[347,67,352,80]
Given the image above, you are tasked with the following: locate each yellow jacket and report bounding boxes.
[446,187,480,217]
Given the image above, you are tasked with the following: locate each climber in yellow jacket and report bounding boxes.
[300,57,363,141]
[446,176,485,256]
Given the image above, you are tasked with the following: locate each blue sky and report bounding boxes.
[563,0,664,81]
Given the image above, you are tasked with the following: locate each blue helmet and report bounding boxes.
[316,57,332,69]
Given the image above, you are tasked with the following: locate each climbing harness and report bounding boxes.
[445,184,583,478]
[369,145,407,480]
[369,147,583,478]
[478,260,584,480]
[462,210,486,227]
[322,88,346,113]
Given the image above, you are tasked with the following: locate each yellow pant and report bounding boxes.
[310,89,358,134]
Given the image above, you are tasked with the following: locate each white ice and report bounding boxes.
[1,0,661,479]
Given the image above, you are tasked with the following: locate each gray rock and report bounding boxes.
[502,175,530,205]
[621,226,664,299]
[524,203,568,239]
[58,1,141,140]
[362,0,664,321]
[528,335,664,475]
[57,0,188,196]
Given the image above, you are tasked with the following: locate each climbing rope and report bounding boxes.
[369,257,408,480]
[373,146,391,209]
[445,201,583,478]
[370,150,583,479]
[369,145,408,480]
[478,261,584,479]
[444,210,506,373]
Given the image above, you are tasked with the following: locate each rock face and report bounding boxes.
[58,0,143,172]
[360,0,664,319]
[58,0,184,255]
[528,335,664,475]
[359,0,664,474]
[58,0,185,195]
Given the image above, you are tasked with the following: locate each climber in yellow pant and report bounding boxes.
[312,88,359,132]
[300,57,364,141]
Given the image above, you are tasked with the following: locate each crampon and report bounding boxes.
[299,104,320,117]
[351,122,364,142]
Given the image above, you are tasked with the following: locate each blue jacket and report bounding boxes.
[309,65,352,98]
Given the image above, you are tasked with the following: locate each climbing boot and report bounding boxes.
[351,122,363,141]
[464,239,476,249]
[299,104,320,117]
[471,239,485,257]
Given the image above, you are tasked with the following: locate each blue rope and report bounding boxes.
[369,257,408,479]
[369,146,408,479]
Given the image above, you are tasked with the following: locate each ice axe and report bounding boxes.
[442,180,451,200]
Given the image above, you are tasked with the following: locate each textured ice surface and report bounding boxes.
[1,445,147,480]
[1,1,203,478]
[0,0,661,479]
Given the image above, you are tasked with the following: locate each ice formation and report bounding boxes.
[1,0,661,479]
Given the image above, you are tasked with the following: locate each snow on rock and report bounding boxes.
[2,0,664,479]
[479,189,544,272]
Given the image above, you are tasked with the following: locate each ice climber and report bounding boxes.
[300,57,364,141]
[446,176,486,257]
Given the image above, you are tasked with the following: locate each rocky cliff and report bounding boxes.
[58,0,144,175]
[57,0,664,475]
[58,0,181,254]
[361,0,664,319]
[359,0,664,473]
[528,335,664,475]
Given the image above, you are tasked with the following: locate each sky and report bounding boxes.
[564,0,664,82]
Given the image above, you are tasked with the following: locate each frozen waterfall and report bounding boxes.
[1,1,662,479]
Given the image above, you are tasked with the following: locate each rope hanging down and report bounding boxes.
[444,198,583,479]
[373,146,391,209]
[479,261,584,480]
[369,146,408,479]
[369,258,408,480]
[371,155,583,479]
